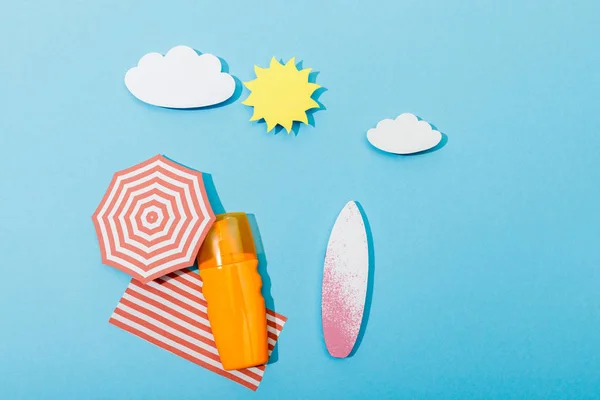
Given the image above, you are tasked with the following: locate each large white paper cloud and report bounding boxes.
[367,113,442,154]
[124,45,236,109]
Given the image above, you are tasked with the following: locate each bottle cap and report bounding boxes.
[197,212,257,270]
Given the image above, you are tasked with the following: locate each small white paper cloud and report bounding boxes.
[367,113,442,154]
[124,45,236,109]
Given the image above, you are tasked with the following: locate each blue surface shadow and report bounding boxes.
[416,118,448,155]
[248,213,279,364]
[290,64,327,136]
[348,201,375,358]
[202,173,226,215]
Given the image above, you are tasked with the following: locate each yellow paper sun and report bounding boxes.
[243,57,321,133]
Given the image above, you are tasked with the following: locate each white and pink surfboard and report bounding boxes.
[322,201,369,358]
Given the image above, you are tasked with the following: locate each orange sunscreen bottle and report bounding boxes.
[196,212,268,370]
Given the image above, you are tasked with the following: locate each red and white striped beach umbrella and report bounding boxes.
[93,155,215,283]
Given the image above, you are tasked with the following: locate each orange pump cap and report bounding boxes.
[197,212,257,270]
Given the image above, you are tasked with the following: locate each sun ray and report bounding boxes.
[298,68,311,80]
[242,57,322,134]
[307,98,320,109]
[281,119,293,133]
[295,112,309,125]
[254,65,267,78]
[266,118,277,132]
[242,81,257,92]
[269,57,281,69]
[249,109,262,121]
[307,82,321,93]
[285,57,296,67]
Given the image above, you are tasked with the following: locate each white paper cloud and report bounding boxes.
[367,113,442,154]
[124,45,236,109]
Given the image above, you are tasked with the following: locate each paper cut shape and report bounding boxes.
[109,268,287,391]
[322,201,369,358]
[367,113,442,154]
[93,155,215,283]
[125,45,236,108]
[242,57,320,133]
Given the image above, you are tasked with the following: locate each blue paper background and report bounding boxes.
[2,1,600,398]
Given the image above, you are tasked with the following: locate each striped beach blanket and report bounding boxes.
[109,268,287,391]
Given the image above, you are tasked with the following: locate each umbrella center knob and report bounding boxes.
[147,211,158,223]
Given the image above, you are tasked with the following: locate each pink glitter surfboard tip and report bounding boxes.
[321,201,369,358]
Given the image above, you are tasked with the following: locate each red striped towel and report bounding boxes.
[109,268,287,391]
